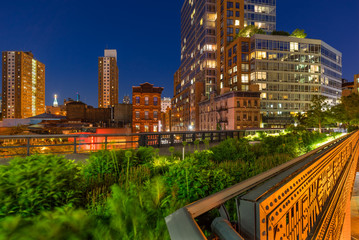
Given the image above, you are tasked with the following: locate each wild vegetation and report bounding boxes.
[0,129,343,239]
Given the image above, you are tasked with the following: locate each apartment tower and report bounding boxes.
[98,49,119,108]
[1,51,45,119]
[172,0,217,131]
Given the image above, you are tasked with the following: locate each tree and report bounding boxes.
[236,25,265,38]
[341,94,359,125]
[291,29,307,38]
[306,96,330,133]
[271,30,290,36]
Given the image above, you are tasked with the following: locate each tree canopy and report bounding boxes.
[236,25,265,38]
[291,29,307,38]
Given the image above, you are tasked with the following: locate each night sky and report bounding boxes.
[0,0,358,107]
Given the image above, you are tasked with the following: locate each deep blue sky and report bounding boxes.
[0,0,358,107]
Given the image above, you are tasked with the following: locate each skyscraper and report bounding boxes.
[172,0,217,131]
[98,49,119,108]
[1,51,45,119]
[216,0,276,94]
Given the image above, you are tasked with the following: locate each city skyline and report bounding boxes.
[0,0,358,107]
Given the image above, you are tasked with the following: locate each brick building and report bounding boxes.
[199,85,261,131]
[132,83,163,133]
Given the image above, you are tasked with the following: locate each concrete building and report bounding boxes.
[132,83,163,133]
[161,97,171,113]
[98,49,119,108]
[2,51,45,119]
[249,34,342,127]
[199,86,261,131]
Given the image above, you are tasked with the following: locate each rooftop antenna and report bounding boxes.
[76,92,80,102]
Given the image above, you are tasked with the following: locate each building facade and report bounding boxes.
[132,83,163,133]
[199,86,260,130]
[98,49,119,108]
[249,34,342,127]
[216,0,276,95]
[161,97,172,112]
[2,51,45,119]
[172,0,217,131]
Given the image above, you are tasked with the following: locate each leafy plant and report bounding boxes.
[0,155,82,217]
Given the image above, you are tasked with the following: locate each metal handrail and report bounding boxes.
[0,129,285,157]
[165,132,354,239]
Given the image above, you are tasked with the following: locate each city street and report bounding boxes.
[352,172,359,239]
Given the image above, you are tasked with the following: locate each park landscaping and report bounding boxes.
[0,129,343,239]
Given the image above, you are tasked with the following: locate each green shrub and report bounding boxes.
[136,147,156,165]
[165,157,233,202]
[0,207,95,240]
[83,149,138,181]
[0,155,82,217]
[210,138,255,163]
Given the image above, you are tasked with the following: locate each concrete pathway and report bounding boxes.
[352,172,359,239]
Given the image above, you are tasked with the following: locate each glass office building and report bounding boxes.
[250,34,342,127]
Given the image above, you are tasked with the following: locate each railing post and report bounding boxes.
[158,134,162,148]
[192,133,196,143]
[74,137,77,154]
[104,136,108,150]
[26,138,30,156]
[218,132,221,142]
[210,132,214,142]
[170,134,174,146]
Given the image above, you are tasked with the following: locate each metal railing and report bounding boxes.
[0,128,284,158]
[165,131,359,240]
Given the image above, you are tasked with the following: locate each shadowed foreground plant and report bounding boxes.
[0,155,82,217]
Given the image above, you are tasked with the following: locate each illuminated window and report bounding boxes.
[144,125,149,132]
[241,74,249,83]
[145,97,149,105]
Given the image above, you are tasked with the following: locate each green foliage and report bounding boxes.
[165,157,233,202]
[94,179,183,240]
[271,30,290,36]
[305,95,331,132]
[236,25,266,38]
[0,207,95,240]
[83,149,138,181]
[0,155,82,217]
[291,29,307,38]
[210,138,255,163]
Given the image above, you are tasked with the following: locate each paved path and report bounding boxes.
[352,172,359,239]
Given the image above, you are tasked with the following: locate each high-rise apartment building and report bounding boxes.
[249,34,342,127]
[216,0,276,94]
[98,49,119,108]
[172,0,217,131]
[1,51,45,119]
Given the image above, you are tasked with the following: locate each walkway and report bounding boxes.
[352,172,359,239]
